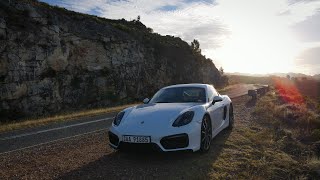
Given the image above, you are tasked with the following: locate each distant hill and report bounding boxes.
[269,72,309,78]
[313,74,320,80]
[227,72,316,78]
[0,0,225,120]
[225,72,267,77]
[227,72,320,85]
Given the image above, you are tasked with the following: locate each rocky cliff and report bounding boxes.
[0,0,225,120]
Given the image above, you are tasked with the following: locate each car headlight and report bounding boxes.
[113,111,125,126]
[172,111,194,127]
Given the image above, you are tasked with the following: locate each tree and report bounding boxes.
[147,27,153,33]
[286,74,291,80]
[220,75,229,87]
[191,39,201,54]
[219,67,224,75]
[132,15,141,23]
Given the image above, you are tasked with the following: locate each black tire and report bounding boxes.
[226,104,234,130]
[200,115,212,153]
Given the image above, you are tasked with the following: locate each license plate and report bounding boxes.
[122,135,151,143]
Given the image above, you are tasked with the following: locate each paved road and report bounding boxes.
[222,84,263,98]
[0,84,265,154]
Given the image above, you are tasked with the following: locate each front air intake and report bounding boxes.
[160,133,189,149]
[108,131,119,146]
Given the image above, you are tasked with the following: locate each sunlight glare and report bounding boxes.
[212,0,300,74]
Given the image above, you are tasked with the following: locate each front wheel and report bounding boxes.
[200,115,212,153]
[226,104,234,130]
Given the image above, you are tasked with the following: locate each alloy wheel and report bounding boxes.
[200,116,212,152]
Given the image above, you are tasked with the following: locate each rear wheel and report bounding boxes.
[200,115,212,153]
[227,104,234,130]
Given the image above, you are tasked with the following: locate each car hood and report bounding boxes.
[119,103,199,132]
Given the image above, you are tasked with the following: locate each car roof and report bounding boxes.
[162,83,211,89]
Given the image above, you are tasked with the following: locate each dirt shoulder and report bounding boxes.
[0,103,138,133]
[0,95,318,179]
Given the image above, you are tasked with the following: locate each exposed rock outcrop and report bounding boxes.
[0,0,225,120]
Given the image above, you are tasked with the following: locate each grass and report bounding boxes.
[228,75,274,85]
[250,88,320,178]
[200,81,319,179]
[0,103,139,133]
[209,130,302,179]
[254,89,320,141]
[216,85,234,94]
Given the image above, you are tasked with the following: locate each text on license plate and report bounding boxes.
[122,135,151,143]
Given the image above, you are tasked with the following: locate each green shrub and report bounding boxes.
[311,129,320,140]
[111,23,132,32]
[101,90,119,102]
[71,77,82,89]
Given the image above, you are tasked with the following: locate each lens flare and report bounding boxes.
[273,77,304,105]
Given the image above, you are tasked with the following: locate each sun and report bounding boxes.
[214,24,299,74]
[207,0,302,75]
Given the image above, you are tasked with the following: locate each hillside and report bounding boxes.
[314,74,320,80]
[0,0,225,120]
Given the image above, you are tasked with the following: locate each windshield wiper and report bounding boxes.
[184,100,204,103]
[155,101,172,103]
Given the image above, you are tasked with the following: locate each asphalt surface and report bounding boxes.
[0,84,265,154]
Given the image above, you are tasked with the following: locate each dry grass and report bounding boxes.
[227,75,274,85]
[209,129,303,179]
[254,90,320,140]
[0,103,138,133]
[217,85,236,94]
[204,95,311,179]
[251,89,320,178]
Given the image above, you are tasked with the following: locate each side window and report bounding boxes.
[208,86,218,102]
[212,86,218,97]
[207,87,214,102]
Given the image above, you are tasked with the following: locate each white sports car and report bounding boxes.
[108,84,233,152]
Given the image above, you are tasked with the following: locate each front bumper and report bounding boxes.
[108,122,201,152]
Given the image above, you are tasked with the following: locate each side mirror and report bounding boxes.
[212,96,223,104]
[143,98,150,104]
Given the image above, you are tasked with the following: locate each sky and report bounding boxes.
[40,0,320,75]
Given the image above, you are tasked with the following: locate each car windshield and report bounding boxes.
[149,87,206,103]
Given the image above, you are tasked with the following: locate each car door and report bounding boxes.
[207,86,224,131]
[214,98,225,129]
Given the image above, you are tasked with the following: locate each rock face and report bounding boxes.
[0,0,224,120]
